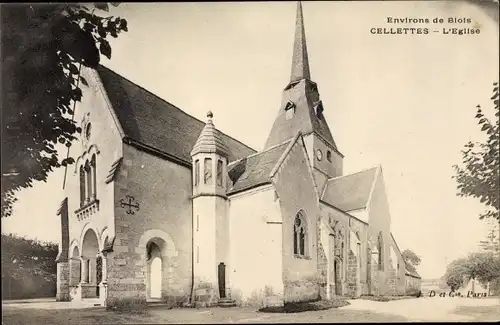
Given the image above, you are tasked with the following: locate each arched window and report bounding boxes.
[378,232,384,270]
[327,150,332,162]
[79,165,85,206]
[293,211,307,256]
[204,158,212,185]
[216,159,223,186]
[91,154,97,199]
[194,160,200,186]
[85,160,92,201]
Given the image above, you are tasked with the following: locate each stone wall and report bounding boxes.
[271,136,321,304]
[346,250,358,297]
[370,250,380,295]
[65,67,124,264]
[317,224,328,300]
[107,144,193,304]
[228,187,284,307]
[56,262,70,301]
[385,263,397,295]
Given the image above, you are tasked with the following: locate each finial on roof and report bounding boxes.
[290,1,311,83]
[191,110,229,157]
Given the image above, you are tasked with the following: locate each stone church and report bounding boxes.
[55,2,418,308]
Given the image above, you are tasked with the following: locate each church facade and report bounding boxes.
[55,2,417,308]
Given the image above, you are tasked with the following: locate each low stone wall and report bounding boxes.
[81,283,98,299]
[284,277,320,303]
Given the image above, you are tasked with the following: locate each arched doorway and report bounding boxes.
[146,238,167,300]
[81,228,100,298]
[70,246,81,286]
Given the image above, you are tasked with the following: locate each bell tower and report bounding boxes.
[191,111,230,306]
[264,1,344,191]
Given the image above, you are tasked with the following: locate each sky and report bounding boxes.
[2,1,499,280]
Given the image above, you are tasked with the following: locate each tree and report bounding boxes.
[443,257,468,291]
[445,274,465,292]
[479,219,500,255]
[1,3,128,217]
[402,249,421,267]
[452,82,500,249]
[443,252,500,294]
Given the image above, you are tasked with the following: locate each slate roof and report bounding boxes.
[95,65,256,164]
[227,141,291,195]
[405,262,422,279]
[321,166,378,212]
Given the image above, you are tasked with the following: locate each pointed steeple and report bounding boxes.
[264,1,338,153]
[290,1,311,83]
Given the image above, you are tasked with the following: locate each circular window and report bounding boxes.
[316,149,323,161]
[85,122,92,139]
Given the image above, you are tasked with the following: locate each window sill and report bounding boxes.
[294,254,311,260]
[75,199,100,221]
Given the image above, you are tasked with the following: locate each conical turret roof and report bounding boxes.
[191,111,229,157]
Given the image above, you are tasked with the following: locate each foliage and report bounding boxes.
[452,82,499,222]
[443,252,500,291]
[479,219,500,254]
[1,233,58,299]
[402,249,421,267]
[1,3,128,217]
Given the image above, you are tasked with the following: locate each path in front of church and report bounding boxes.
[2,296,499,324]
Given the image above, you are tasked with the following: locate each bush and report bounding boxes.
[105,296,148,314]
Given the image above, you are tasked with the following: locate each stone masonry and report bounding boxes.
[56,262,70,301]
[56,198,70,301]
[346,250,358,297]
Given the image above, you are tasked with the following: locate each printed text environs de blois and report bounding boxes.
[370,17,481,35]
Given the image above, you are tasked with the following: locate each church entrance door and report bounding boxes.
[146,241,163,300]
[150,257,162,298]
[218,263,226,299]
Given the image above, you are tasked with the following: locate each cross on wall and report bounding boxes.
[120,195,140,215]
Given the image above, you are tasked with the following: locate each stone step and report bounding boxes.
[147,298,165,306]
[218,298,236,308]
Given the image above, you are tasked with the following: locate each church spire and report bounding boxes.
[290,1,311,83]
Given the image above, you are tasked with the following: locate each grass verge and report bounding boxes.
[357,295,418,302]
[258,299,350,313]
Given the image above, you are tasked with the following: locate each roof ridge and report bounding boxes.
[327,165,380,182]
[96,64,256,154]
[228,138,292,168]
